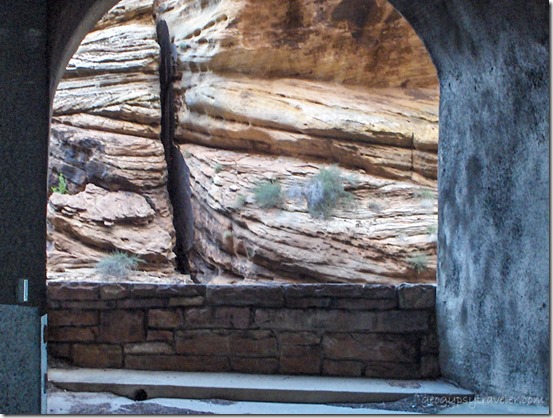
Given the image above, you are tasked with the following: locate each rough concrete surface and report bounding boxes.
[48,367,473,404]
[0,305,42,414]
[0,0,48,310]
[47,383,452,414]
[389,0,549,400]
[47,382,549,415]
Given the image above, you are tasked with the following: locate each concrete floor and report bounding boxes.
[47,368,549,415]
[47,387,550,415]
[48,368,474,404]
[47,388,418,414]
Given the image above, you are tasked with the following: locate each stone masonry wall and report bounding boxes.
[47,282,439,379]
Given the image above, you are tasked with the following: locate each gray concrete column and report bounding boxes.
[0,306,43,413]
[0,0,49,413]
[0,0,48,309]
[389,0,549,399]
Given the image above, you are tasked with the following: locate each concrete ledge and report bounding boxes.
[49,368,473,404]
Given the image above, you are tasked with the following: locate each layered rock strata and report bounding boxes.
[161,0,440,283]
[160,0,437,88]
[48,0,440,284]
[176,76,438,185]
[48,0,176,272]
[184,144,437,284]
[163,0,439,185]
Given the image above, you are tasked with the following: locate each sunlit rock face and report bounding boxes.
[160,0,437,88]
[48,184,174,270]
[48,0,439,284]
[162,0,439,185]
[184,144,437,284]
[159,0,439,283]
[48,0,177,273]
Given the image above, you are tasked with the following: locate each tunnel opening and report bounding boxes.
[47,0,440,287]
[46,0,442,382]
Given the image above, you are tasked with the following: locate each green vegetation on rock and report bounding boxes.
[96,251,142,279]
[295,166,355,219]
[253,180,283,209]
[233,194,246,210]
[51,173,68,195]
[408,253,429,273]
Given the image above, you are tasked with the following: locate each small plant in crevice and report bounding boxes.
[415,189,435,200]
[51,173,68,195]
[290,166,355,219]
[415,188,435,201]
[415,188,436,209]
[95,251,142,279]
[426,224,438,235]
[222,230,233,240]
[368,201,383,213]
[427,224,438,243]
[233,194,247,210]
[408,253,429,273]
[214,163,223,174]
[253,179,283,209]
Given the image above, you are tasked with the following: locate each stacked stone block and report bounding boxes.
[47,282,439,379]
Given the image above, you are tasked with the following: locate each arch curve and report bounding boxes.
[49,0,120,97]
[46,0,549,400]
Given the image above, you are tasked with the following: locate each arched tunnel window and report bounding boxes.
[47,0,439,287]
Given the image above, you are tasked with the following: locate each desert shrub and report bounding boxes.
[51,173,68,194]
[96,251,142,279]
[253,180,283,209]
[415,188,435,200]
[427,224,438,235]
[415,188,436,209]
[368,201,383,213]
[233,194,247,210]
[300,166,354,219]
[214,163,223,174]
[408,253,429,273]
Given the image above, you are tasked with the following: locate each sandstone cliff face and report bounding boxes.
[160,0,439,283]
[185,145,437,284]
[48,0,439,284]
[48,0,177,272]
[164,0,439,184]
[160,0,437,88]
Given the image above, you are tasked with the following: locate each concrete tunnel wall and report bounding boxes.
[388,0,549,399]
[0,1,50,412]
[0,0,547,412]
[0,0,120,413]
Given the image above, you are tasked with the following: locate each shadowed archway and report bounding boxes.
[0,0,547,413]
[47,0,549,399]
